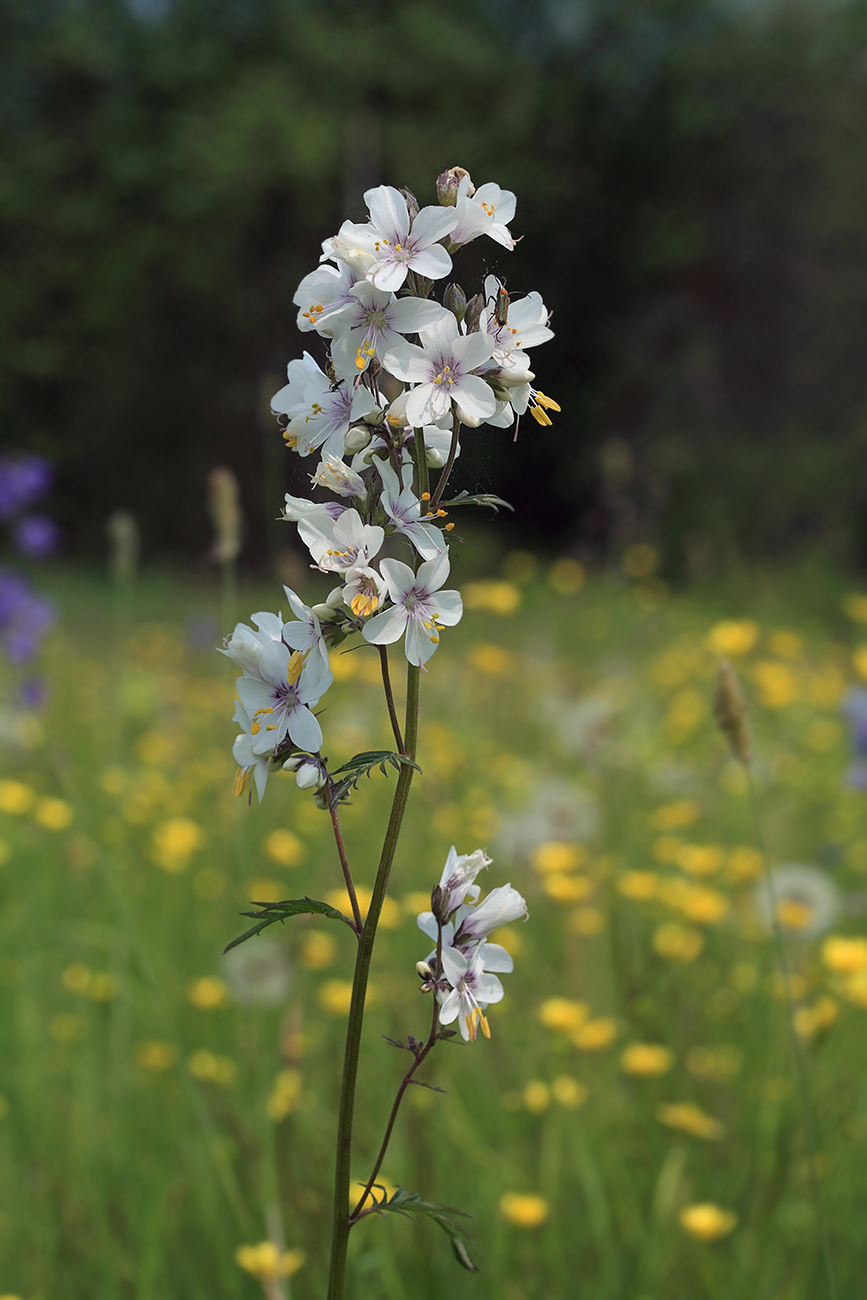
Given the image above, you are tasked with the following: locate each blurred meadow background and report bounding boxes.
[6,0,867,1297]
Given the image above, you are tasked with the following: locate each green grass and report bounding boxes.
[3,556,867,1299]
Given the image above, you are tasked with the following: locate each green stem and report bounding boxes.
[327,795,363,935]
[413,426,430,504]
[326,661,421,1300]
[378,646,405,757]
[428,414,460,512]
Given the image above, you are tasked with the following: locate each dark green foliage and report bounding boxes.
[5,0,867,567]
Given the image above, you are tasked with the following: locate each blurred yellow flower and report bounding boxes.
[186,976,230,1009]
[543,873,593,903]
[661,880,729,926]
[653,921,704,963]
[621,543,658,578]
[0,780,35,815]
[854,647,867,682]
[267,1068,303,1122]
[136,1040,178,1071]
[466,643,513,675]
[523,1080,550,1113]
[617,870,659,901]
[726,846,763,882]
[462,580,521,615]
[88,972,119,1001]
[794,997,839,1038]
[33,797,73,831]
[768,630,802,659]
[326,886,401,929]
[676,844,724,877]
[656,1101,725,1140]
[318,980,365,1017]
[652,835,683,864]
[750,660,798,709]
[537,998,589,1033]
[264,829,305,867]
[548,558,585,595]
[679,1203,738,1241]
[299,930,337,970]
[686,1045,743,1081]
[551,1075,588,1108]
[572,1018,618,1051]
[248,878,284,903]
[152,817,204,873]
[499,1192,549,1227]
[570,907,605,935]
[531,841,585,873]
[649,801,701,832]
[621,1044,673,1076]
[502,550,538,583]
[843,592,867,622]
[188,1050,236,1086]
[707,620,758,657]
[49,1013,85,1042]
[665,690,706,736]
[822,935,867,973]
[62,963,92,993]
[235,1242,306,1280]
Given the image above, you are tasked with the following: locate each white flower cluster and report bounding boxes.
[417,846,528,1042]
[223,168,556,802]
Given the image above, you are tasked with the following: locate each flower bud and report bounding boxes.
[416,960,434,981]
[295,761,326,791]
[463,292,484,334]
[376,370,405,405]
[281,755,304,772]
[344,424,372,453]
[443,282,467,326]
[437,167,474,206]
[431,883,449,923]
[400,187,420,222]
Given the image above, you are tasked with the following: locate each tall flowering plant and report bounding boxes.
[223,167,554,1297]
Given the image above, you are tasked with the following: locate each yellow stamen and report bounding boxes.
[534,391,561,412]
[529,405,552,427]
[233,766,251,797]
[287,649,309,686]
[350,593,378,617]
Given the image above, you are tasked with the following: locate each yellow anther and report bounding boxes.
[436,509,447,518]
[286,649,309,686]
[355,350,366,370]
[233,767,251,798]
[251,722,261,735]
[421,492,431,501]
[529,405,552,427]
[534,391,561,412]
[350,592,378,617]
[479,1012,491,1039]
[266,724,277,731]
[445,522,455,531]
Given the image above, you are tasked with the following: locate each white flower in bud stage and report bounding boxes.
[383,314,496,428]
[376,457,445,560]
[327,281,451,381]
[221,612,284,678]
[438,944,514,1042]
[362,548,462,666]
[272,353,376,459]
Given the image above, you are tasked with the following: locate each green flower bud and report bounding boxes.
[436,167,474,206]
[443,282,467,326]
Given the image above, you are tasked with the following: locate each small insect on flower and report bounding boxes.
[494,280,510,327]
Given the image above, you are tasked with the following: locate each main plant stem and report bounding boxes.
[326,662,420,1300]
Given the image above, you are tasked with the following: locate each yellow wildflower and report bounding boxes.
[264,829,305,867]
[33,797,73,831]
[537,998,589,1034]
[326,886,401,929]
[466,643,513,675]
[616,870,659,901]
[686,1046,743,1081]
[499,1193,549,1228]
[267,1068,303,1122]
[679,1203,738,1241]
[822,935,867,973]
[653,922,704,963]
[676,844,724,877]
[548,558,585,595]
[235,1242,306,1280]
[794,997,839,1038]
[462,580,521,615]
[621,1044,673,1076]
[0,780,35,815]
[551,1075,588,1108]
[656,1101,725,1141]
[136,1040,177,1071]
[707,620,758,657]
[523,1081,550,1113]
[570,907,605,934]
[531,841,585,874]
[299,930,337,970]
[186,977,230,1009]
[649,801,701,832]
[188,1050,237,1086]
[151,817,204,873]
[572,1018,618,1051]
[543,873,593,903]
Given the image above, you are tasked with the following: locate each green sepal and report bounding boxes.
[223,896,352,953]
[438,489,514,513]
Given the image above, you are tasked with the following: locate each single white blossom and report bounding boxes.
[383,314,496,428]
[328,280,451,380]
[362,548,462,666]
[362,185,458,292]
[376,457,445,560]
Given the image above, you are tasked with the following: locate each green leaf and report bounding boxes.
[223,897,352,953]
[438,490,514,513]
[357,1185,478,1272]
[328,750,421,807]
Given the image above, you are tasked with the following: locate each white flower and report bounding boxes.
[437,944,512,1042]
[235,638,333,756]
[310,454,366,499]
[754,864,841,939]
[362,185,458,292]
[293,260,366,336]
[376,457,444,560]
[231,700,272,802]
[383,313,496,428]
[342,565,388,619]
[327,281,451,380]
[453,883,528,948]
[362,548,462,666]
[449,179,518,250]
[272,354,376,459]
[299,507,384,579]
[479,276,553,371]
[434,845,492,920]
[281,586,331,673]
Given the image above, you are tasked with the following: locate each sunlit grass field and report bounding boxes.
[3,552,867,1299]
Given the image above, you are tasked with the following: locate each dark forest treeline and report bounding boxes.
[4,0,867,573]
